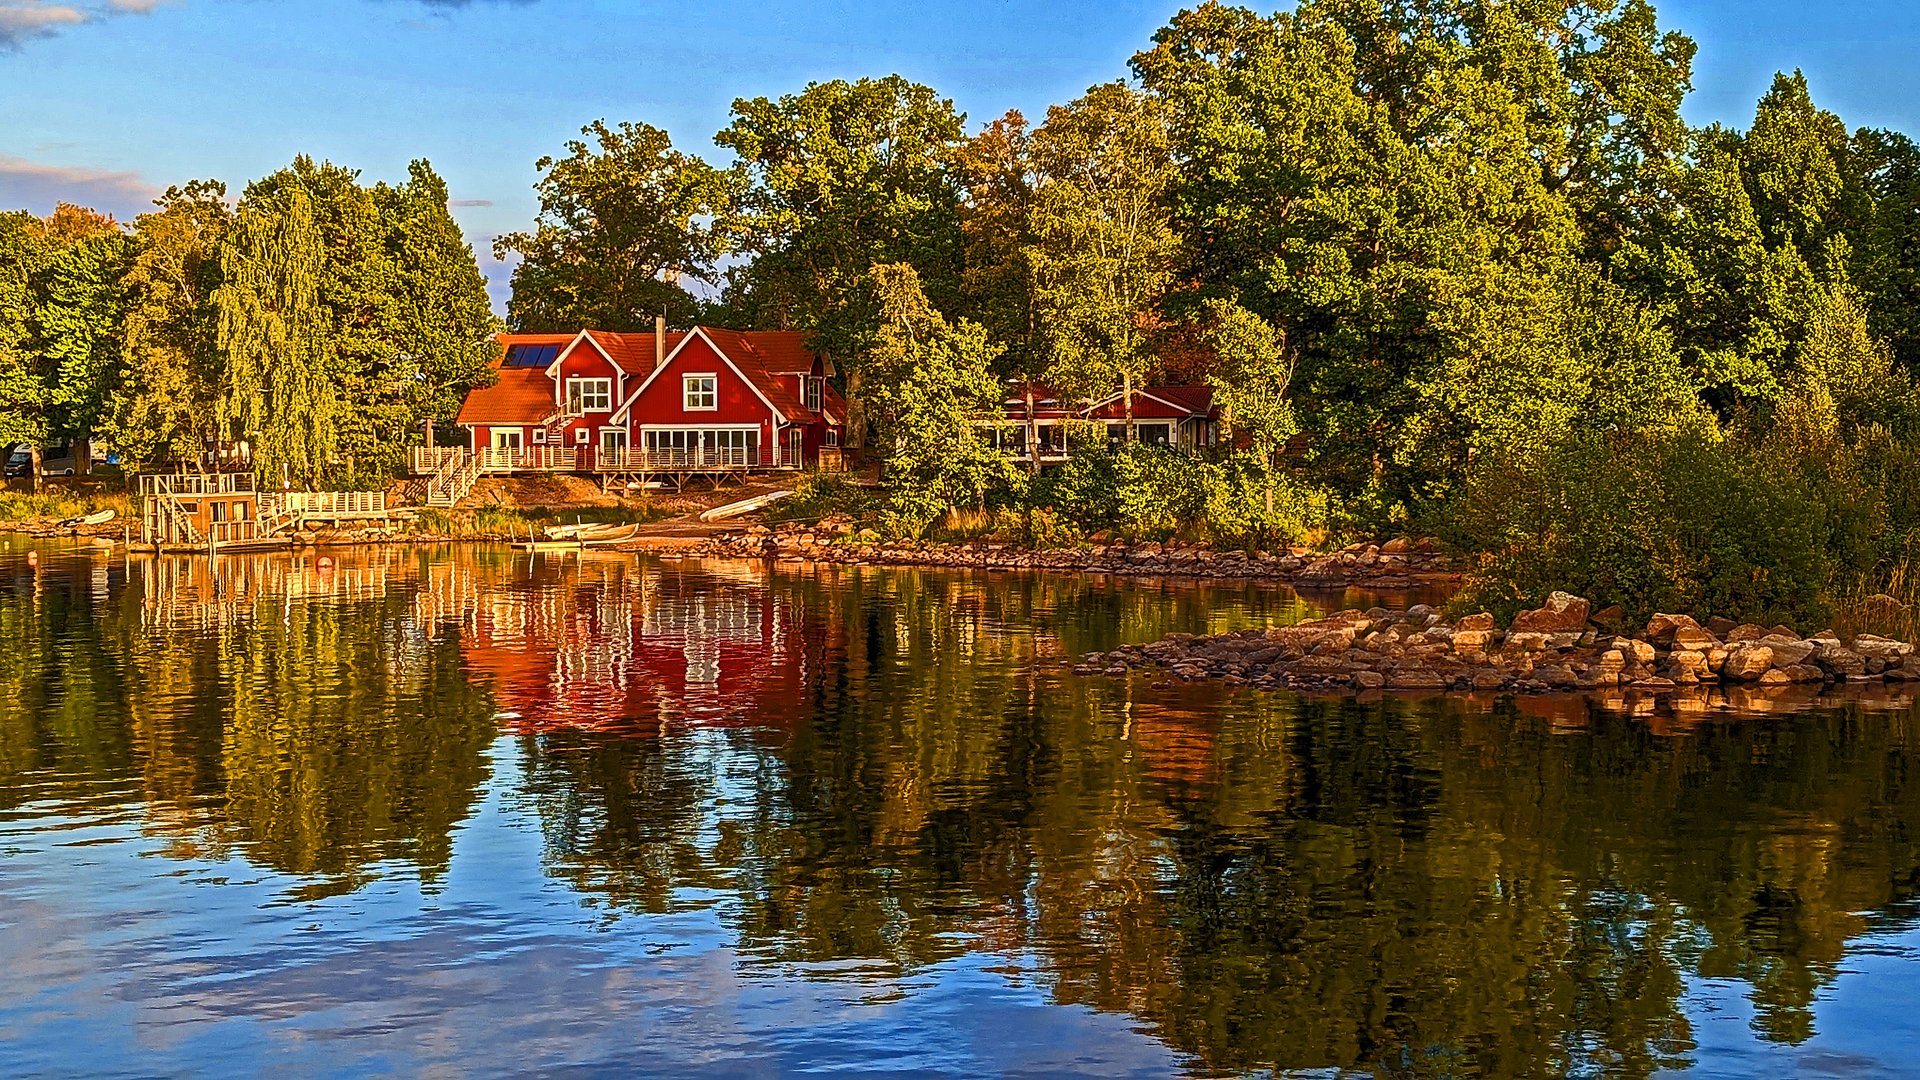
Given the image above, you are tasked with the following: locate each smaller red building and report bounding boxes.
[451,324,845,477]
[984,384,1220,464]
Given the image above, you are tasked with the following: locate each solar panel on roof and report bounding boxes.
[503,343,561,368]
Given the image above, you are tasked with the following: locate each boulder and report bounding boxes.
[1511,592,1592,634]
[1724,644,1775,681]
[1456,613,1497,632]
[1758,637,1816,667]
[1452,629,1496,651]
[1726,623,1770,643]
[1816,645,1867,678]
[1854,635,1915,661]
[1352,671,1387,690]
[1388,671,1447,691]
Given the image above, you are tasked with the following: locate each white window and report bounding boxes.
[574,427,590,444]
[567,378,612,413]
[804,376,823,413]
[532,427,548,443]
[684,375,717,411]
[825,427,840,447]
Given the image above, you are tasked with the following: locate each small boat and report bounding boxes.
[59,508,117,528]
[513,523,641,551]
[699,490,793,522]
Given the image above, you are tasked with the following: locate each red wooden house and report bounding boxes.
[443,323,845,483]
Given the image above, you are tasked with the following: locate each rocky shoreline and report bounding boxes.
[663,519,1457,588]
[1076,592,1920,699]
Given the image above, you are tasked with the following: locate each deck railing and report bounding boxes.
[280,490,388,516]
[596,446,782,471]
[137,472,257,497]
[473,446,579,473]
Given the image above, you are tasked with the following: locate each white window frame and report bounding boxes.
[824,427,840,447]
[574,427,590,445]
[804,376,823,413]
[683,373,718,411]
[532,427,549,443]
[567,377,612,414]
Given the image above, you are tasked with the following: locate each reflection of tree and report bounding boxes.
[0,547,499,897]
[516,563,1920,1078]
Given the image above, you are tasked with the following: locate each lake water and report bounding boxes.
[2,540,1918,1078]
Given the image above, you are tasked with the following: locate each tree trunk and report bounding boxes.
[75,438,91,477]
[29,445,42,494]
[1122,372,1134,444]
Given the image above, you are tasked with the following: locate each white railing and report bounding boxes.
[282,491,387,516]
[596,447,778,471]
[474,446,579,473]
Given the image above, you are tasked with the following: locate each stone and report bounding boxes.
[1381,537,1412,554]
[1471,671,1509,691]
[1707,616,1738,637]
[1617,638,1656,665]
[1780,664,1826,684]
[1452,630,1496,651]
[1726,623,1769,643]
[1590,604,1627,631]
[1389,670,1448,691]
[1456,613,1497,632]
[1352,671,1386,690]
[1510,592,1592,634]
[1817,646,1867,678]
[1723,644,1775,681]
[1758,638,1816,667]
[1854,635,1915,661]
[1757,669,1794,686]
[1645,612,1700,643]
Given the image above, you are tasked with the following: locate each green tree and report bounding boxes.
[1201,299,1296,514]
[376,160,500,431]
[496,120,738,333]
[103,181,233,469]
[861,263,1021,533]
[716,75,967,445]
[1026,82,1179,437]
[215,185,340,486]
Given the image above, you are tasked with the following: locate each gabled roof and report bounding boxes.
[612,326,846,426]
[457,334,568,426]
[997,383,1216,421]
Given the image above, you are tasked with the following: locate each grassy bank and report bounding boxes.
[411,502,673,540]
[0,490,134,524]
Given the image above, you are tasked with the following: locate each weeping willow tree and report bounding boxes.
[214,187,340,486]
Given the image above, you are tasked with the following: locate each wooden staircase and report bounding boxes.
[423,448,482,507]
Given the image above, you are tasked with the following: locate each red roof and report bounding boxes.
[455,333,567,425]
[998,383,1216,421]
[457,328,846,429]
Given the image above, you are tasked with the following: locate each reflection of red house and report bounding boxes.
[453,324,846,476]
[450,558,810,735]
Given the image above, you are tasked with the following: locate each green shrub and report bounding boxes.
[1443,425,1831,626]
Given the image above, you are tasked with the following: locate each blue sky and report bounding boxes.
[3,0,1918,308]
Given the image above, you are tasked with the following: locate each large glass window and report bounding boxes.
[684,375,717,410]
[567,378,612,413]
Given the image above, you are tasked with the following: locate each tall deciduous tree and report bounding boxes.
[215,186,340,486]
[1026,81,1179,438]
[1201,299,1296,513]
[860,263,1019,531]
[377,161,500,431]
[102,181,232,469]
[716,75,967,445]
[496,121,738,333]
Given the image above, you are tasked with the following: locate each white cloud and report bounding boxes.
[0,0,169,49]
[0,154,159,217]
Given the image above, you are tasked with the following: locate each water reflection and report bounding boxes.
[1,542,1918,1077]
